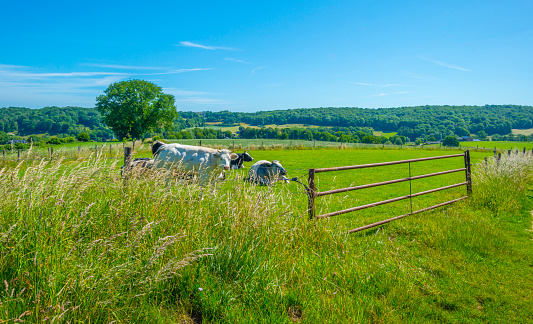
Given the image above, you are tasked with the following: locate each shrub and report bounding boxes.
[442,136,459,147]
[77,132,91,142]
[46,137,63,145]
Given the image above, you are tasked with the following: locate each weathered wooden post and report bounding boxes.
[95,144,98,157]
[464,150,472,195]
[2,150,4,160]
[484,156,488,166]
[523,147,526,155]
[17,149,20,162]
[78,145,81,155]
[123,147,133,170]
[199,140,202,147]
[508,149,511,156]
[110,144,112,155]
[308,168,316,220]
[50,147,53,162]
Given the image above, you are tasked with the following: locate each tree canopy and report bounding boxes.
[442,136,460,147]
[95,80,177,139]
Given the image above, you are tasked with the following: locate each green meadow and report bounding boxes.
[458,140,533,151]
[1,141,532,323]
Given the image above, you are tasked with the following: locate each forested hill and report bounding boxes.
[1,105,533,140]
[203,105,533,135]
[0,106,114,139]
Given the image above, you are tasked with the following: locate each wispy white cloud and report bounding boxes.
[146,68,214,76]
[224,58,251,64]
[163,87,228,105]
[371,91,408,97]
[354,82,409,87]
[162,88,208,96]
[177,41,237,51]
[0,63,214,108]
[251,66,265,74]
[418,56,472,72]
[401,71,438,81]
[83,63,168,70]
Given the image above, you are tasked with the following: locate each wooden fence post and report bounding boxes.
[78,145,81,155]
[2,150,4,160]
[199,140,202,147]
[95,144,98,157]
[124,147,133,169]
[464,150,472,195]
[50,147,53,162]
[308,168,316,220]
[17,149,20,162]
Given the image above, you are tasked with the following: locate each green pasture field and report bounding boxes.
[458,141,533,151]
[221,149,491,233]
[373,131,397,138]
[202,122,323,133]
[1,143,533,323]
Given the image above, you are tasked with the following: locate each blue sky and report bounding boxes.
[1,0,532,111]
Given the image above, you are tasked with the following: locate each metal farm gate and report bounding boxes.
[307,151,472,233]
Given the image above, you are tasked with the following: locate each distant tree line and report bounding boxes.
[0,106,114,140]
[201,105,532,140]
[2,105,533,144]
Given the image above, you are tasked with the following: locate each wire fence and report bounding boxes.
[2,139,532,164]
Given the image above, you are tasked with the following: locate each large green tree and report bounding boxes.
[95,80,177,139]
[442,135,460,147]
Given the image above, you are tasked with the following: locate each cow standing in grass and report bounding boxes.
[152,141,238,185]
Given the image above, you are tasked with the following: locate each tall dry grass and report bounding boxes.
[3,148,533,323]
[471,151,533,214]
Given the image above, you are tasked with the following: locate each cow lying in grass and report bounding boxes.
[152,141,238,185]
[121,157,154,175]
[246,160,289,185]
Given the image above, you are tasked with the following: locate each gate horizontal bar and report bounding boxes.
[347,196,468,234]
[316,168,467,197]
[315,181,467,219]
[314,153,464,173]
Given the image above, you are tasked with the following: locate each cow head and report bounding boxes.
[242,151,254,162]
[214,149,239,170]
[263,160,287,176]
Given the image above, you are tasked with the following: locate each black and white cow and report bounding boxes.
[121,157,154,175]
[152,142,238,185]
[247,160,288,185]
[230,151,254,169]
